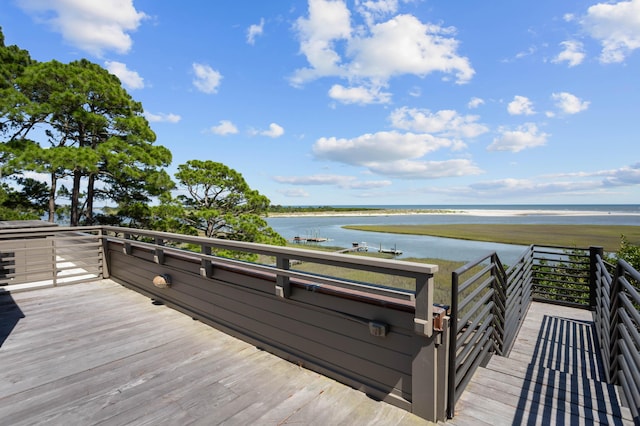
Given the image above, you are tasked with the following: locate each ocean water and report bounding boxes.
[266,204,640,264]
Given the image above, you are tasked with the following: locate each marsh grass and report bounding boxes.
[342,224,640,252]
[271,244,466,305]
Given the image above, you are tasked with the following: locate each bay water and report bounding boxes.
[266,205,640,265]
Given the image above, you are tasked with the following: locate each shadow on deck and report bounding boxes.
[0,293,24,347]
[449,302,634,425]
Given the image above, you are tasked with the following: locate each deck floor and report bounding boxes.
[0,280,432,425]
[448,302,634,425]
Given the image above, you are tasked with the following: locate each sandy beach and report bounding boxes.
[268,208,640,218]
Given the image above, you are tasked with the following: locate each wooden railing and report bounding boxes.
[4,223,638,422]
[0,225,451,421]
[0,226,104,291]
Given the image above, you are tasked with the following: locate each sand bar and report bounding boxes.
[268,208,640,218]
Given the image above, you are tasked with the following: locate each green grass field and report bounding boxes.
[342,224,640,252]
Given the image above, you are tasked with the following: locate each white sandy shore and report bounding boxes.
[268,208,640,218]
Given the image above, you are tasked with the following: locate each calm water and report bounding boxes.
[266,205,640,264]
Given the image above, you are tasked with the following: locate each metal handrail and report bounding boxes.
[606,259,640,421]
[446,244,609,419]
[447,252,503,418]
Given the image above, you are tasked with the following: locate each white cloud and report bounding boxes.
[313,131,453,165]
[278,188,310,198]
[144,112,181,123]
[468,178,599,197]
[389,107,488,138]
[488,123,549,152]
[551,92,590,114]
[209,120,238,135]
[105,61,144,89]
[408,86,422,97]
[260,123,285,138]
[467,97,485,109]
[192,63,222,94]
[292,0,352,85]
[581,0,640,63]
[602,163,640,186]
[549,163,640,186]
[18,0,147,56]
[328,84,391,104]
[273,174,392,189]
[311,130,481,179]
[346,14,474,83]
[507,95,535,115]
[367,159,483,179]
[552,41,585,67]
[291,2,474,102]
[356,0,399,25]
[247,18,265,45]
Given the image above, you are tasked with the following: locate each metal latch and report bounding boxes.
[432,305,448,332]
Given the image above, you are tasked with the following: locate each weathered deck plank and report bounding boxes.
[449,302,634,425]
[0,280,433,425]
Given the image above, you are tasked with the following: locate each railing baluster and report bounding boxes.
[275,255,290,298]
[200,245,213,278]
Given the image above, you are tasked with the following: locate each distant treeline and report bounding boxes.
[268,205,382,213]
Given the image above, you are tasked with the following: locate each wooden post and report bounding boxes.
[275,255,290,298]
[99,228,110,278]
[414,273,434,337]
[200,245,213,278]
[123,232,132,255]
[154,237,164,265]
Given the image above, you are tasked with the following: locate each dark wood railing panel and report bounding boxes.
[103,233,444,420]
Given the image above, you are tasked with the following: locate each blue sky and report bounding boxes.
[2,0,639,206]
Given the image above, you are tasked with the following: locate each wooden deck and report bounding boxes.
[449,302,634,425]
[0,280,432,425]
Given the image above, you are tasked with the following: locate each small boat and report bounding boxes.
[378,243,402,255]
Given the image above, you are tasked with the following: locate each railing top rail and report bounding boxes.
[618,258,640,283]
[532,243,591,252]
[0,225,438,276]
[452,252,496,276]
[102,225,439,276]
[112,236,417,301]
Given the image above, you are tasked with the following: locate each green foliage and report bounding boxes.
[269,205,382,213]
[616,235,640,271]
[0,28,172,226]
[531,250,591,306]
[165,160,285,260]
[0,182,41,220]
[0,174,49,220]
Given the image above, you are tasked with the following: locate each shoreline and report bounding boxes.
[268,208,640,218]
